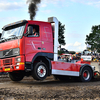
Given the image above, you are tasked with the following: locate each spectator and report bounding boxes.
[58,56,61,60]
[65,55,69,62]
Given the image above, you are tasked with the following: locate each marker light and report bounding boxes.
[16,62,24,65]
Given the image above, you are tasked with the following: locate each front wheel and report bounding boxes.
[32,62,48,80]
[9,72,24,81]
[80,67,93,82]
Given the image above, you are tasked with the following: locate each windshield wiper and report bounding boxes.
[5,35,18,41]
[0,37,5,40]
[0,37,7,43]
[0,35,19,43]
[9,35,18,39]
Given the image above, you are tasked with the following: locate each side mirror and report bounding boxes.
[27,26,33,35]
[0,33,2,39]
[24,26,33,36]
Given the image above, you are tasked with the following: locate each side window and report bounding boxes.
[28,25,39,37]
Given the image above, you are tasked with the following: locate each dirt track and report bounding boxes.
[0,75,100,100]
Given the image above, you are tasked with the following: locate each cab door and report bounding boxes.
[41,23,53,53]
[25,24,42,62]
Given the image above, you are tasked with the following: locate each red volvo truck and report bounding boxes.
[0,17,97,82]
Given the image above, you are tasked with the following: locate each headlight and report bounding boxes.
[13,48,20,55]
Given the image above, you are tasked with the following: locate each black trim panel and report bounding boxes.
[32,52,53,63]
[25,52,53,72]
[25,62,31,70]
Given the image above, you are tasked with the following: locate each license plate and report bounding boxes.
[4,68,10,71]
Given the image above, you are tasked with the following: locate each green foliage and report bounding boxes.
[69,51,76,54]
[58,48,69,55]
[85,25,100,52]
[58,21,66,47]
[58,50,64,55]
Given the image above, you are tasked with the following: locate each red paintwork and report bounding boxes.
[24,21,53,62]
[76,60,91,65]
[51,61,81,72]
[0,20,53,72]
[0,40,19,51]
[0,55,25,72]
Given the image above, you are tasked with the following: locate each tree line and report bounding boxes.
[86,25,100,53]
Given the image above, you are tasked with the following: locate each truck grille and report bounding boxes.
[3,49,13,57]
[3,59,12,66]
[0,48,20,59]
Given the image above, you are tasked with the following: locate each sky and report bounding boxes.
[0,0,100,52]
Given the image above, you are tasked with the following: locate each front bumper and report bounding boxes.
[0,55,25,72]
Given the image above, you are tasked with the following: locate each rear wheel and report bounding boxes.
[32,62,48,80]
[80,67,93,82]
[9,72,24,81]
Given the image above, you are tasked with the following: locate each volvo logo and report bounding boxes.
[3,49,12,57]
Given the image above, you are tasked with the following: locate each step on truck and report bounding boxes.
[0,17,98,82]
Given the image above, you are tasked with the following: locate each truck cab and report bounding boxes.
[0,18,55,81]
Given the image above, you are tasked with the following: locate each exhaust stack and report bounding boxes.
[48,17,59,61]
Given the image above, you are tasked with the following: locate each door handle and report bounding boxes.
[38,47,41,50]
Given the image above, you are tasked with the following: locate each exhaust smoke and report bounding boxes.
[27,0,41,20]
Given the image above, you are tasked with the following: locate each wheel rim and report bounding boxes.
[83,70,90,80]
[37,65,46,78]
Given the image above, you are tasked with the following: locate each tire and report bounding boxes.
[32,62,48,80]
[80,67,93,82]
[9,72,24,81]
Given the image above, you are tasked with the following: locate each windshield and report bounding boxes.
[1,25,25,40]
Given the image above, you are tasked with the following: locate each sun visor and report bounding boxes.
[2,20,28,30]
